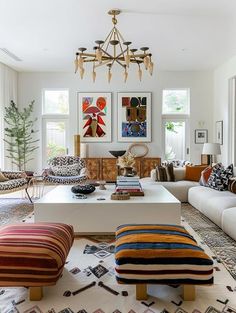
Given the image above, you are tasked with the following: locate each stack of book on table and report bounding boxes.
[115,176,144,196]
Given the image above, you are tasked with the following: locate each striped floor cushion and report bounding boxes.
[0,223,74,287]
[115,224,214,285]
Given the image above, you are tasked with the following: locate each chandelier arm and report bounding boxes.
[114,30,126,60]
[101,27,115,50]
[94,59,113,68]
[115,59,126,68]
[100,48,114,60]
[115,27,125,43]
[115,48,128,60]
[104,28,116,53]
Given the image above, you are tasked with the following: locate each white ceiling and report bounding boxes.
[1,0,236,72]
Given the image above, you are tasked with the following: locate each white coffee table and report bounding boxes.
[34,184,181,234]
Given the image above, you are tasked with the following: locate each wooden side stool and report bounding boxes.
[115,224,213,301]
[0,222,74,300]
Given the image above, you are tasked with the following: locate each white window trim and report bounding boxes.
[42,88,70,116]
[41,89,70,167]
[162,88,190,115]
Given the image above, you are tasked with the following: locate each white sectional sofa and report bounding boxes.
[140,166,236,241]
[140,167,199,202]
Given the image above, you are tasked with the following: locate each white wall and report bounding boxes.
[0,62,18,170]
[214,55,236,165]
[17,69,213,171]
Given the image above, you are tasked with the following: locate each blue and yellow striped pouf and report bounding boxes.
[115,224,214,287]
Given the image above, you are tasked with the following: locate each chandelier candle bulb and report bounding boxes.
[92,70,96,83]
[138,68,142,81]
[149,62,154,75]
[80,67,85,79]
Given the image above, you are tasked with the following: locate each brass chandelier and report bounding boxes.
[74,9,154,83]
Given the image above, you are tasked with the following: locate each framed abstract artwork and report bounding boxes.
[117,92,151,142]
[78,92,112,142]
[216,120,223,145]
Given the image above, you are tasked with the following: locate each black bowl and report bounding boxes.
[71,184,96,195]
[109,150,126,158]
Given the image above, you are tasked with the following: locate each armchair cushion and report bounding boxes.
[0,178,28,192]
[51,163,79,176]
[1,171,26,179]
[44,174,87,185]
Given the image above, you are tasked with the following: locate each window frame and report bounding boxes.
[41,88,70,167]
[162,88,190,116]
[42,88,70,116]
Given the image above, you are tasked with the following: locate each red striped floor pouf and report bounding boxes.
[115,224,213,301]
[0,222,74,300]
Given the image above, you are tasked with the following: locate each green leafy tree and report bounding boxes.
[4,100,39,171]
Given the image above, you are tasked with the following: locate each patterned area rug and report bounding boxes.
[182,203,236,280]
[0,198,33,226]
[1,228,236,313]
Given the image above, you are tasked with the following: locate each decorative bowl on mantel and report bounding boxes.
[109,150,126,158]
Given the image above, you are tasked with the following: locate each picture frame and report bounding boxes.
[78,92,112,142]
[117,92,151,142]
[216,120,223,145]
[195,129,208,144]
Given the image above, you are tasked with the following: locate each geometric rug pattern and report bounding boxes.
[182,203,236,280]
[1,224,236,313]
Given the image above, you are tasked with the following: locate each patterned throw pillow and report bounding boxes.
[228,178,236,194]
[207,163,233,191]
[199,166,213,186]
[156,165,168,181]
[51,164,79,177]
[164,163,175,182]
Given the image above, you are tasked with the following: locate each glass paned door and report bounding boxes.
[42,119,69,165]
[163,119,189,161]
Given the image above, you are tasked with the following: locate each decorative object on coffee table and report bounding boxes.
[109,150,126,158]
[111,192,130,200]
[71,184,95,195]
[117,152,135,176]
[117,92,151,142]
[98,180,106,190]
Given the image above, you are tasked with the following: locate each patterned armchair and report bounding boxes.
[42,156,88,185]
[0,171,31,201]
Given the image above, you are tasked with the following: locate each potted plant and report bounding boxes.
[4,100,39,173]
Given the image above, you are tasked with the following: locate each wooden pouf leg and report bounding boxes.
[182,285,195,301]
[29,286,43,301]
[136,284,148,300]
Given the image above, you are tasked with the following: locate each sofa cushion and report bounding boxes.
[185,165,207,182]
[222,208,236,241]
[174,167,186,181]
[207,163,233,191]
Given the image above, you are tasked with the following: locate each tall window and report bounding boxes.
[42,89,69,166]
[162,89,190,161]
